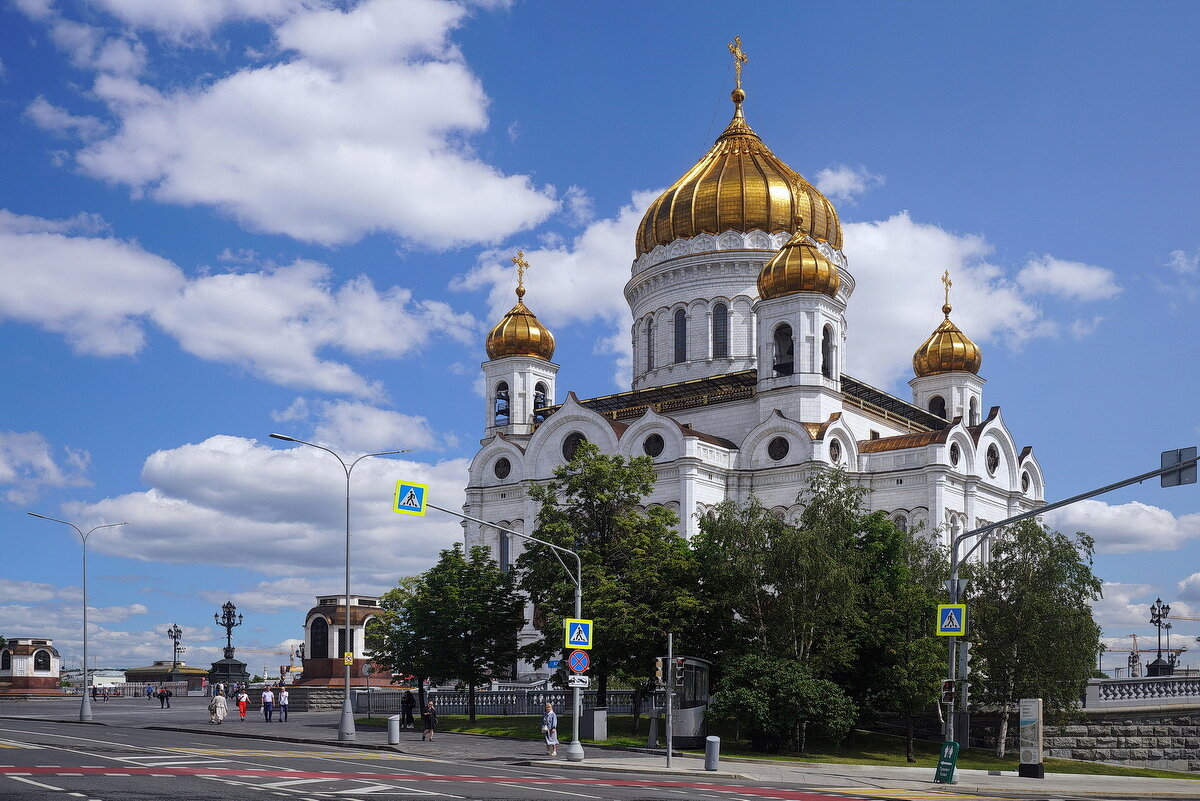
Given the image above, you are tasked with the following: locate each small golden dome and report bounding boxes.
[486,252,555,361]
[913,302,982,377]
[634,87,842,257]
[757,232,840,299]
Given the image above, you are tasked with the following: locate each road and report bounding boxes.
[0,715,1024,801]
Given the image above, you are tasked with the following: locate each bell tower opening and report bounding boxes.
[773,324,794,376]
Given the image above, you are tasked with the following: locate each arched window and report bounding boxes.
[969,397,979,426]
[645,320,655,371]
[821,324,834,378]
[310,618,329,660]
[673,309,687,364]
[773,324,794,376]
[892,515,909,533]
[0,650,10,671]
[712,303,729,358]
[33,650,50,672]
[928,395,947,418]
[494,381,510,425]
[533,382,548,423]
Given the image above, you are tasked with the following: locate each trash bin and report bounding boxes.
[388,715,400,745]
[704,735,720,771]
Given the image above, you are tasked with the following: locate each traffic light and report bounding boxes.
[654,658,664,685]
[958,642,972,705]
[675,658,686,687]
[941,679,956,705]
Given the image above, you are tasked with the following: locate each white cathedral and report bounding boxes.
[463,58,1043,669]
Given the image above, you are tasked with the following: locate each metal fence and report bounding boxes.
[352,689,652,716]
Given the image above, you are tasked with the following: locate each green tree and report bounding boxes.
[516,441,700,713]
[707,653,856,754]
[690,470,865,672]
[368,544,525,721]
[850,513,947,762]
[967,519,1104,755]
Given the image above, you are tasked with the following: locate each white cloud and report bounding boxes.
[0,578,70,604]
[563,185,595,226]
[66,436,469,592]
[1016,255,1121,302]
[271,398,440,453]
[1091,582,1156,634]
[1043,499,1200,553]
[0,431,92,504]
[90,0,308,39]
[51,0,558,247]
[0,214,479,396]
[815,164,885,203]
[24,96,108,140]
[1168,249,1198,275]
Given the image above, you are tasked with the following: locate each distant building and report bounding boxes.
[0,638,62,692]
[124,660,208,691]
[296,594,381,687]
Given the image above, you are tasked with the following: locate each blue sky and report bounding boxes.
[1,0,1198,676]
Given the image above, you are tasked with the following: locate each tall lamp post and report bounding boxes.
[27,513,128,722]
[269,433,409,741]
[214,601,244,660]
[167,623,183,673]
[1148,597,1171,676]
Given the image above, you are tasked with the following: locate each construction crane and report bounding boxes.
[1107,634,1187,676]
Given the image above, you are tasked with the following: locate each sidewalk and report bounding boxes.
[6,696,1200,798]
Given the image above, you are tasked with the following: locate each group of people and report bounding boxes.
[398,690,440,741]
[89,685,115,702]
[207,684,289,724]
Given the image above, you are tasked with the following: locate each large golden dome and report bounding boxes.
[913,302,981,377]
[635,88,842,257]
[757,232,840,299]
[486,253,555,361]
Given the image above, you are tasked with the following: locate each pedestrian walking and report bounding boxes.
[157,686,172,708]
[145,683,154,700]
[541,702,559,757]
[236,688,249,721]
[208,693,228,724]
[277,688,289,722]
[421,700,437,741]
[261,687,275,722]
[400,690,415,729]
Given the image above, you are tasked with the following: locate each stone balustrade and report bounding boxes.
[1085,676,1200,709]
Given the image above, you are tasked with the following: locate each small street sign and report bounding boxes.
[936,604,967,636]
[568,649,590,674]
[1161,447,1198,488]
[564,618,593,650]
[393,481,428,516]
[548,659,562,669]
[343,651,354,666]
[566,674,589,689]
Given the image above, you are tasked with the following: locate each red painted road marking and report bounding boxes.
[0,766,860,800]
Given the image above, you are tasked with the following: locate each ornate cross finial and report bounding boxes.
[728,36,748,89]
[941,269,953,315]
[512,251,530,298]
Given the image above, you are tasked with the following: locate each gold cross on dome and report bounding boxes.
[728,36,748,89]
[941,269,953,306]
[512,251,530,290]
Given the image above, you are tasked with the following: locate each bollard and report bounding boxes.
[704,735,720,771]
[388,715,401,745]
[647,716,658,748]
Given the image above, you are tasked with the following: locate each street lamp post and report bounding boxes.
[27,513,128,722]
[1150,598,1170,659]
[427,501,587,762]
[214,600,244,660]
[269,433,409,741]
[167,623,183,673]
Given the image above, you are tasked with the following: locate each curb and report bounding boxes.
[514,759,750,780]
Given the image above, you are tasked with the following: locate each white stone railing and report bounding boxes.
[1085,675,1200,708]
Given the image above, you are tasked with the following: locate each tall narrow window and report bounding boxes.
[969,397,979,426]
[773,324,794,376]
[533,382,548,423]
[673,309,687,364]
[712,303,729,358]
[33,650,50,671]
[821,324,834,378]
[928,395,947,418]
[494,381,510,425]
[645,320,655,371]
[310,618,328,659]
[0,650,9,670]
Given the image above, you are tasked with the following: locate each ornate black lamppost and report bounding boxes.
[167,623,183,673]
[1148,597,1172,676]
[214,601,244,659]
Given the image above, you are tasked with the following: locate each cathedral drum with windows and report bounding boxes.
[464,48,1043,677]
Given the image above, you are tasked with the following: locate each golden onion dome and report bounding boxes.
[913,275,981,376]
[635,87,842,257]
[757,231,840,299]
[485,252,555,361]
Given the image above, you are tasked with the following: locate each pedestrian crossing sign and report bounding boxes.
[936,604,967,636]
[564,618,593,650]
[393,481,428,516]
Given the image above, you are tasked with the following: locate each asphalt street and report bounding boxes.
[0,696,1196,801]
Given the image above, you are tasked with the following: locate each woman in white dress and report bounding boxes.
[541,702,558,757]
[208,692,228,724]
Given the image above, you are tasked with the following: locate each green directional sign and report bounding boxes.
[934,739,960,783]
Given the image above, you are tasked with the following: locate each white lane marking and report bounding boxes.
[495,782,604,799]
[8,774,67,790]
